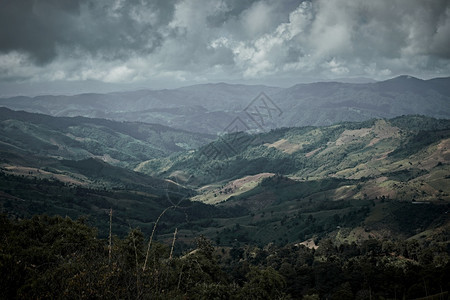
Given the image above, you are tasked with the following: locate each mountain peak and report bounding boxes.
[388,75,423,82]
[375,75,427,93]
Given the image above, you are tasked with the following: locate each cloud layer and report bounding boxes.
[1,0,450,89]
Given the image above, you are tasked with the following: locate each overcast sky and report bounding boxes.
[1,0,450,95]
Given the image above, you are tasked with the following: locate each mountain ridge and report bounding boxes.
[1,76,449,134]
[0,107,214,169]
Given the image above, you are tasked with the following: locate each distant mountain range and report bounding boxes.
[1,76,449,134]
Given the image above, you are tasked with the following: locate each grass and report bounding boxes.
[191,173,274,205]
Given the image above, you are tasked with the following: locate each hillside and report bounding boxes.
[0,113,449,246]
[135,116,450,244]
[1,76,449,134]
[0,169,246,238]
[0,107,214,169]
[0,109,240,237]
[139,116,450,193]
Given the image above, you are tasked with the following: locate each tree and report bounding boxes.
[239,266,287,299]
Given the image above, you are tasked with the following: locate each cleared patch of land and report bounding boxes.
[191,173,275,204]
[1,165,89,186]
[265,138,303,154]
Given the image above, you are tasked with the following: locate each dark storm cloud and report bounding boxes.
[1,0,449,86]
[0,0,177,64]
[0,0,82,63]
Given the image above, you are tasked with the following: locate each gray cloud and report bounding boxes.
[1,0,449,90]
[0,0,177,63]
[0,0,81,64]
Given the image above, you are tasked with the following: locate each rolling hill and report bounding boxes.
[138,116,450,191]
[0,110,448,246]
[0,107,214,169]
[133,115,450,243]
[0,109,239,237]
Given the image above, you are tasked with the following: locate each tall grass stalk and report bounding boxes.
[142,205,174,271]
[108,208,112,265]
[169,228,177,260]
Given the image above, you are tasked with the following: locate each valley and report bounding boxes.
[0,109,448,246]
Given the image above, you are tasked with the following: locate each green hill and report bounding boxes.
[0,107,214,169]
[0,168,246,238]
[139,116,450,193]
[131,115,450,245]
[1,113,449,246]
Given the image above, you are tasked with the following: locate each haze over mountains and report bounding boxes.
[1,75,449,135]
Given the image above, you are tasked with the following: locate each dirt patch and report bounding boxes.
[368,120,400,146]
[335,128,371,146]
[94,154,120,165]
[305,147,323,158]
[66,133,88,142]
[333,185,357,200]
[168,170,192,183]
[265,138,303,154]
[373,150,395,161]
[192,173,275,205]
[2,165,89,186]
[297,239,318,250]
[418,138,450,170]
[335,120,400,147]
[230,173,275,189]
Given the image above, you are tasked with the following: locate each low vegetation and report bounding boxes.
[1,215,448,299]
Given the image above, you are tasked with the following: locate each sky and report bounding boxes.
[1,0,450,96]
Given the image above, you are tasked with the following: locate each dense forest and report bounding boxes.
[1,215,448,299]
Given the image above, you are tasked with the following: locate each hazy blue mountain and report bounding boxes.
[271,76,450,128]
[0,76,449,135]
